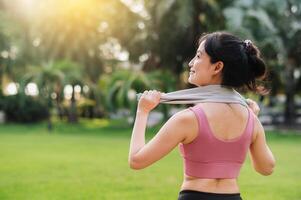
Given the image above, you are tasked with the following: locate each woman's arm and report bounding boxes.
[246,98,276,175]
[249,117,276,175]
[128,110,149,162]
[128,89,197,170]
[128,108,195,170]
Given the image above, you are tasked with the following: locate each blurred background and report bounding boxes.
[0,0,300,199]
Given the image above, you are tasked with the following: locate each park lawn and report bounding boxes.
[0,119,300,200]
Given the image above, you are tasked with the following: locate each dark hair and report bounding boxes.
[198,31,268,94]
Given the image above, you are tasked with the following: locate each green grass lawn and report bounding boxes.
[0,119,300,200]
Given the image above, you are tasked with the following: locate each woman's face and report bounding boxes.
[188,40,222,86]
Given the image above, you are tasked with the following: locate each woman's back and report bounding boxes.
[184,103,251,143]
[180,102,256,194]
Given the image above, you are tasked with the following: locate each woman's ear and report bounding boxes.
[213,61,224,75]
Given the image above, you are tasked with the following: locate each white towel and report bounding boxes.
[136,84,248,107]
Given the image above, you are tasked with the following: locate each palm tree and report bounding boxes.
[25,59,85,125]
[100,68,177,125]
[24,62,64,130]
[54,60,83,123]
[141,0,233,75]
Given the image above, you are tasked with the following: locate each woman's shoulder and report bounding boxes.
[169,108,199,144]
[171,107,196,120]
[166,107,199,130]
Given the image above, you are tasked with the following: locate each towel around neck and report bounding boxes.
[136,84,248,107]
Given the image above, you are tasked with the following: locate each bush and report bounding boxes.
[2,94,49,123]
[77,98,96,118]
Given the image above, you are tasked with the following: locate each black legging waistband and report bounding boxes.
[178,190,242,200]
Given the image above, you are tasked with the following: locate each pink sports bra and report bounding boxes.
[179,104,255,179]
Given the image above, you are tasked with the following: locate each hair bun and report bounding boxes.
[248,55,266,78]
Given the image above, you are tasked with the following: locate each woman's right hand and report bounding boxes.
[246,98,260,116]
[137,90,162,114]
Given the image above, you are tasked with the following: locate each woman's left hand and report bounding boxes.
[246,98,260,116]
[137,90,163,113]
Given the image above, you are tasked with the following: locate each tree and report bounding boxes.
[54,60,83,123]
[27,0,144,119]
[24,62,64,130]
[99,68,176,124]
[141,0,233,75]
[0,10,21,93]
[1,0,145,119]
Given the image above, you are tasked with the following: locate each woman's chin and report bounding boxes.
[187,78,196,85]
[187,78,192,84]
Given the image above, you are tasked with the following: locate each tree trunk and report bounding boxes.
[55,92,64,120]
[0,72,2,94]
[284,59,296,125]
[68,86,78,123]
[47,97,53,132]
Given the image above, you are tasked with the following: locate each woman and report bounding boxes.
[128,31,275,200]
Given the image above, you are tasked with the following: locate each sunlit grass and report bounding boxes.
[0,120,300,200]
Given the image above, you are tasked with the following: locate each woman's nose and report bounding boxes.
[188,58,194,68]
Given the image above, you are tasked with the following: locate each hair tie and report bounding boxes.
[244,39,252,48]
[243,39,253,54]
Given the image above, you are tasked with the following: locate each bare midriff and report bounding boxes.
[180,175,240,194]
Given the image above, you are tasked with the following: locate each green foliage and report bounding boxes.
[224,0,301,69]
[1,0,300,124]
[1,94,48,123]
[54,60,83,86]
[142,0,234,74]
[0,88,3,110]
[99,69,176,115]
[76,98,96,118]
[99,69,147,113]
